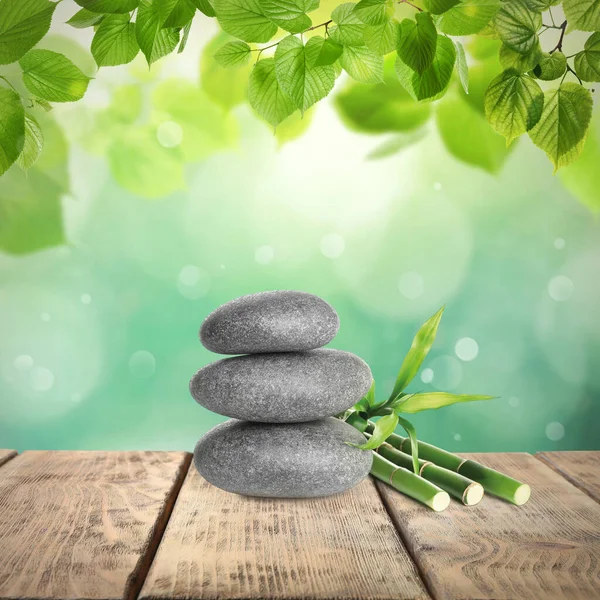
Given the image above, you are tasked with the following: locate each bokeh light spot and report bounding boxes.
[455,337,479,362]
[41,313,51,322]
[430,355,463,391]
[157,121,183,148]
[129,350,156,379]
[554,237,565,250]
[546,422,565,441]
[548,275,573,302]
[421,367,434,383]
[398,271,424,299]
[320,233,345,259]
[255,245,275,265]
[14,355,34,371]
[81,293,92,304]
[177,265,210,300]
[71,393,82,403]
[433,182,442,191]
[30,367,55,392]
[454,433,461,441]
[508,396,520,407]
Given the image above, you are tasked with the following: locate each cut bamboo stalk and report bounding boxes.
[370,453,451,512]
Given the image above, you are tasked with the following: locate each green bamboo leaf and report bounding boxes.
[389,306,444,400]
[193,0,217,16]
[494,0,541,54]
[248,58,296,126]
[339,44,384,83]
[396,392,496,413]
[66,9,105,29]
[214,41,252,67]
[484,68,544,144]
[353,0,394,25]
[434,0,501,35]
[0,87,25,177]
[362,19,400,55]
[574,33,600,81]
[0,0,57,65]
[274,35,336,112]
[330,3,366,45]
[499,42,541,72]
[91,14,139,67]
[160,0,197,28]
[395,34,455,101]
[454,40,468,94]
[74,0,139,12]
[136,0,180,65]
[20,50,91,102]
[396,415,419,474]
[366,380,376,406]
[423,0,461,14]
[563,0,600,31]
[529,83,593,171]
[214,0,278,42]
[356,412,398,449]
[16,114,43,171]
[259,0,312,32]
[397,13,437,75]
[305,37,343,67]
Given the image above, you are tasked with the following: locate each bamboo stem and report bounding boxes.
[371,453,450,512]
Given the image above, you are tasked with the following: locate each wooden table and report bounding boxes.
[0,450,598,600]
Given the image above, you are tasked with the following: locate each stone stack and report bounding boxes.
[190,290,373,498]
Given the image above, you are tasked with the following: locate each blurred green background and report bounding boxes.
[1,2,599,454]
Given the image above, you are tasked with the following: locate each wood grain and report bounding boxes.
[0,450,190,600]
[140,467,429,600]
[537,451,600,504]
[377,452,600,600]
[0,450,17,469]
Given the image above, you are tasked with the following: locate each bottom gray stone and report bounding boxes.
[194,418,373,498]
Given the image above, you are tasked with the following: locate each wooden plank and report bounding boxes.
[140,467,429,600]
[537,451,600,504]
[0,450,190,600]
[0,450,17,469]
[377,452,600,600]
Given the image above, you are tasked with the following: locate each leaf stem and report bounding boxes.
[0,75,19,94]
[550,20,567,53]
[398,0,423,10]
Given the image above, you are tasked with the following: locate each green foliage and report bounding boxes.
[574,32,600,80]
[434,0,501,35]
[495,0,542,54]
[0,88,25,176]
[92,14,140,66]
[136,0,180,65]
[74,0,140,12]
[214,41,252,67]
[214,0,278,41]
[562,0,600,31]
[67,8,106,28]
[454,40,469,92]
[396,392,495,412]
[248,57,296,125]
[339,44,384,82]
[397,13,438,75]
[16,114,44,171]
[161,0,198,28]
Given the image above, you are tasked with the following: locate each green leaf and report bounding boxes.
[214,0,277,42]
[484,68,544,144]
[339,44,384,83]
[529,83,593,170]
[396,415,419,474]
[423,0,461,15]
[558,119,600,212]
[435,0,501,35]
[366,129,428,159]
[396,392,496,413]
[66,8,105,28]
[274,35,336,112]
[356,412,398,450]
[0,0,57,65]
[454,40,468,93]
[193,0,217,16]
[305,36,343,66]
[494,0,541,53]
[248,57,296,126]
[0,166,65,255]
[438,91,514,172]
[330,3,366,45]
[562,0,600,31]
[136,0,180,65]
[353,0,393,25]
[259,0,312,33]
[160,0,197,27]
[397,13,437,75]
[362,19,400,55]
[274,106,314,145]
[532,50,566,80]
[499,42,541,72]
[574,33,600,81]
[178,19,193,53]
[16,114,43,171]
[74,0,139,12]
[214,41,251,67]
[389,306,444,399]
[0,87,25,177]
[335,56,431,132]
[91,14,139,67]
[395,34,455,101]
[20,50,91,102]
[523,0,560,10]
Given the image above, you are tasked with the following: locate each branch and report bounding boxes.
[550,20,567,53]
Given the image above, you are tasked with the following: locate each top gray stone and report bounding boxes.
[200,290,340,354]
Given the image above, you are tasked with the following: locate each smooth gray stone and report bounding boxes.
[190,348,372,423]
[200,290,339,354]
[194,418,372,498]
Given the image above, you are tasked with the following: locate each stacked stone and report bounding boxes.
[190,290,374,498]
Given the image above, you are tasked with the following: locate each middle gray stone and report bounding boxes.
[190,348,373,423]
